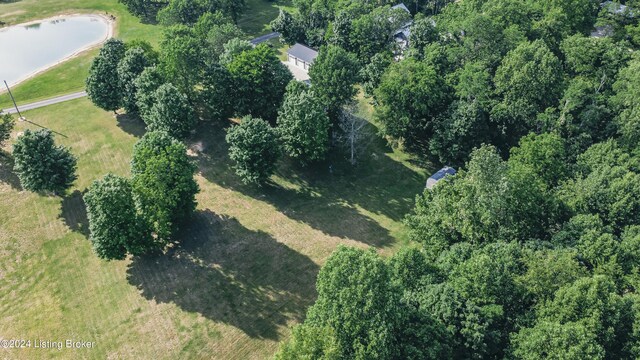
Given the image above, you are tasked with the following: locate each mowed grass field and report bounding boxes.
[0,93,429,358]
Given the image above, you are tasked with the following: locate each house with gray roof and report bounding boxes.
[287,43,318,73]
[426,166,457,189]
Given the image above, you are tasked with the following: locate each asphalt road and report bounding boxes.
[250,31,280,44]
[2,91,87,114]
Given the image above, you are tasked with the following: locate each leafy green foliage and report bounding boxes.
[276,84,330,164]
[84,174,153,260]
[134,66,166,119]
[270,9,305,45]
[226,44,293,122]
[374,58,449,152]
[86,38,126,112]
[199,63,234,122]
[131,131,199,241]
[12,129,77,194]
[144,83,196,139]
[0,112,15,148]
[118,0,168,20]
[493,40,564,136]
[159,25,204,97]
[157,0,246,25]
[309,45,360,117]
[118,47,152,114]
[226,116,280,185]
[612,59,640,147]
[305,246,403,359]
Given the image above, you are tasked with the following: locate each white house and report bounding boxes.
[287,43,318,72]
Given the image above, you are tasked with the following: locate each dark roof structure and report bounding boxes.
[287,43,319,64]
[426,166,457,189]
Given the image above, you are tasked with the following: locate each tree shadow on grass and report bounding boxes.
[126,209,319,340]
[193,122,426,248]
[0,153,22,191]
[116,113,147,138]
[59,189,90,237]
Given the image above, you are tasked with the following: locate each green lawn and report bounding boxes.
[0,94,428,359]
[237,0,296,36]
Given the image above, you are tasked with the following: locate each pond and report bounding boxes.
[0,15,110,87]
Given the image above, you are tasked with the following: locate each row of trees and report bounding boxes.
[118,0,246,24]
[84,131,199,260]
[87,8,373,184]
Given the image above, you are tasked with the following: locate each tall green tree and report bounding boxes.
[159,25,204,98]
[84,174,153,260]
[134,66,166,119]
[309,45,360,118]
[304,246,401,359]
[492,40,564,137]
[611,59,640,147]
[270,10,305,45]
[144,83,197,139]
[131,131,199,241]
[226,116,280,185]
[226,44,293,122]
[0,112,15,148]
[277,83,330,164]
[118,47,152,114]
[86,38,126,113]
[12,129,77,194]
[374,58,449,152]
[118,0,168,20]
[199,63,234,121]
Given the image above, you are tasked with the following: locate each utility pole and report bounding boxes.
[3,80,24,120]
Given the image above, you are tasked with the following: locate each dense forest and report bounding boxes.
[82,0,640,358]
[269,0,640,359]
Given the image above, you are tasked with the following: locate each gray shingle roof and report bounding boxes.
[287,43,318,64]
[429,166,457,181]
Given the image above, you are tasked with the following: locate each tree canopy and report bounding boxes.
[12,129,77,194]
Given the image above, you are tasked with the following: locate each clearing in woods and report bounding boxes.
[0,1,429,358]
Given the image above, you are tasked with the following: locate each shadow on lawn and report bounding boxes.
[59,190,90,237]
[194,122,425,248]
[127,209,318,340]
[0,153,22,191]
[116,113,147,138]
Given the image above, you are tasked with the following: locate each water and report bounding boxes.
[0,15,109,87]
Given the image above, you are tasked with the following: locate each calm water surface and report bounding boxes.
[0,15,109,86]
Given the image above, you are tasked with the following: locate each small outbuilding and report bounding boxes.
[426,166,457,189]
[287,43,318,72]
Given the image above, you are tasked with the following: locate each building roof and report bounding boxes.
[426,166,457,189]
[602,1,635,16]
[429,166,457,181]
[392,3,410,13]
[287,43,319,64]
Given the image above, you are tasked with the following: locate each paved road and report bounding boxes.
[250,32,280,45]
[1,32,281,115]
[2,91,87,114]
